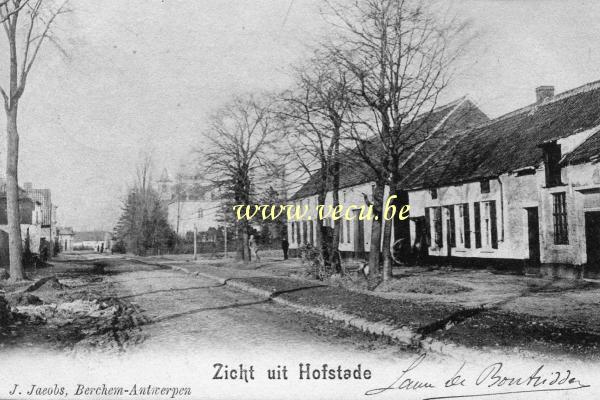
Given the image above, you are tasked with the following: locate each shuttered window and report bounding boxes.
[291,222,296,243]
[296,221,302,245]
[463,204,471,248]
[474,202,481,248]
[302,221,308,244]
[489,201,498,249]
[447,206,456,248]
[434,207,443,248]
[425,207,431,246]
[553,192,568,244]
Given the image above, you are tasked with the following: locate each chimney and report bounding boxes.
[23,182,33,191]
[536,86,555,103]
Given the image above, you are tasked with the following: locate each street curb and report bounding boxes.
[140,259,422,346]
[131,258,471,354]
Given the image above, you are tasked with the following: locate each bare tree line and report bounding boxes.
[196,0,471,282]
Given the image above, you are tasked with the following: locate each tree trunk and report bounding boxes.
[6,105,23,280]
[367,181,384,288]
[241,228,250,263]
[331,188,341,273]
[381,213,393,281]
[381,181,397,281]
[329,137,341,273]
[316,191,327,261]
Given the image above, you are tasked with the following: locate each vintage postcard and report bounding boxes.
[0,0,598,399]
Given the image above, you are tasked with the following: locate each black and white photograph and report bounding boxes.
[0,0,598,399]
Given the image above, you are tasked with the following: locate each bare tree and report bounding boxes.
[199,95,278,263]
[280,50,355,275]
[324,0,469,283]
[0,0,68,280]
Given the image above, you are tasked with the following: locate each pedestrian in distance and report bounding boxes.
[281,237,289,260]
[249,234,260,262]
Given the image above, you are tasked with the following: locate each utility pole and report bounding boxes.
[193,224,198,260]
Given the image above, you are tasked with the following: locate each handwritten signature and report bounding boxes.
[365,353,590,399]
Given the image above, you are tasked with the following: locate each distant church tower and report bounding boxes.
[157,168,172,201]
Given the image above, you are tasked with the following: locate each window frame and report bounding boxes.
[480,179,490,194]
[552,192,568,245]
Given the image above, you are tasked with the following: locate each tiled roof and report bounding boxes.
[563,130,600,165]
[290,98,488,199]
[403,80,600,190]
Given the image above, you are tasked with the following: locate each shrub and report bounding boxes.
[111,240,127,254]
[300,243,337,280]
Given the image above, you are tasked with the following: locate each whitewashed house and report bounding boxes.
[289,81,600,279]
[403,82,600,278]
[288,97,489,258]
[157,169,222,240]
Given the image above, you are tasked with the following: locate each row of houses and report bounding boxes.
[0,181,57,266]
[288,81,600,279]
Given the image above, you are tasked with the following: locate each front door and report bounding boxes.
[526,207,540,265]
[585,211,600,273]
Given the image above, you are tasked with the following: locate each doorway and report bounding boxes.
[585,211,600,271]
[526,207,540,265]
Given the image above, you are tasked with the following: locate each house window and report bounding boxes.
[481,201,498,249]
[430,188,438,199]
[346,219,351,243]
[553,192,568,244]
[197,208,204,218]
[542,142,562,187]
[457,205,464,247]
[480,179,490,194]
[445,206,456,248]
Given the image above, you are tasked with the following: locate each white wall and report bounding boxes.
[288,181,391,253]
[408,173,538,260]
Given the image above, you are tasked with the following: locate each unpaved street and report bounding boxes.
[102,256,410,360]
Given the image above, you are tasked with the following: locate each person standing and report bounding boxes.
[249,234,260,262]
[281,237,289,260]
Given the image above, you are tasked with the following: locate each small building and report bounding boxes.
[157,169,222,240]
[0,183,45,267]
[73,231,111,252]
[23,182,54,251]
[57,227,75,252]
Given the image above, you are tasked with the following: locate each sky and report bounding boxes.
[3,0,600,231]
